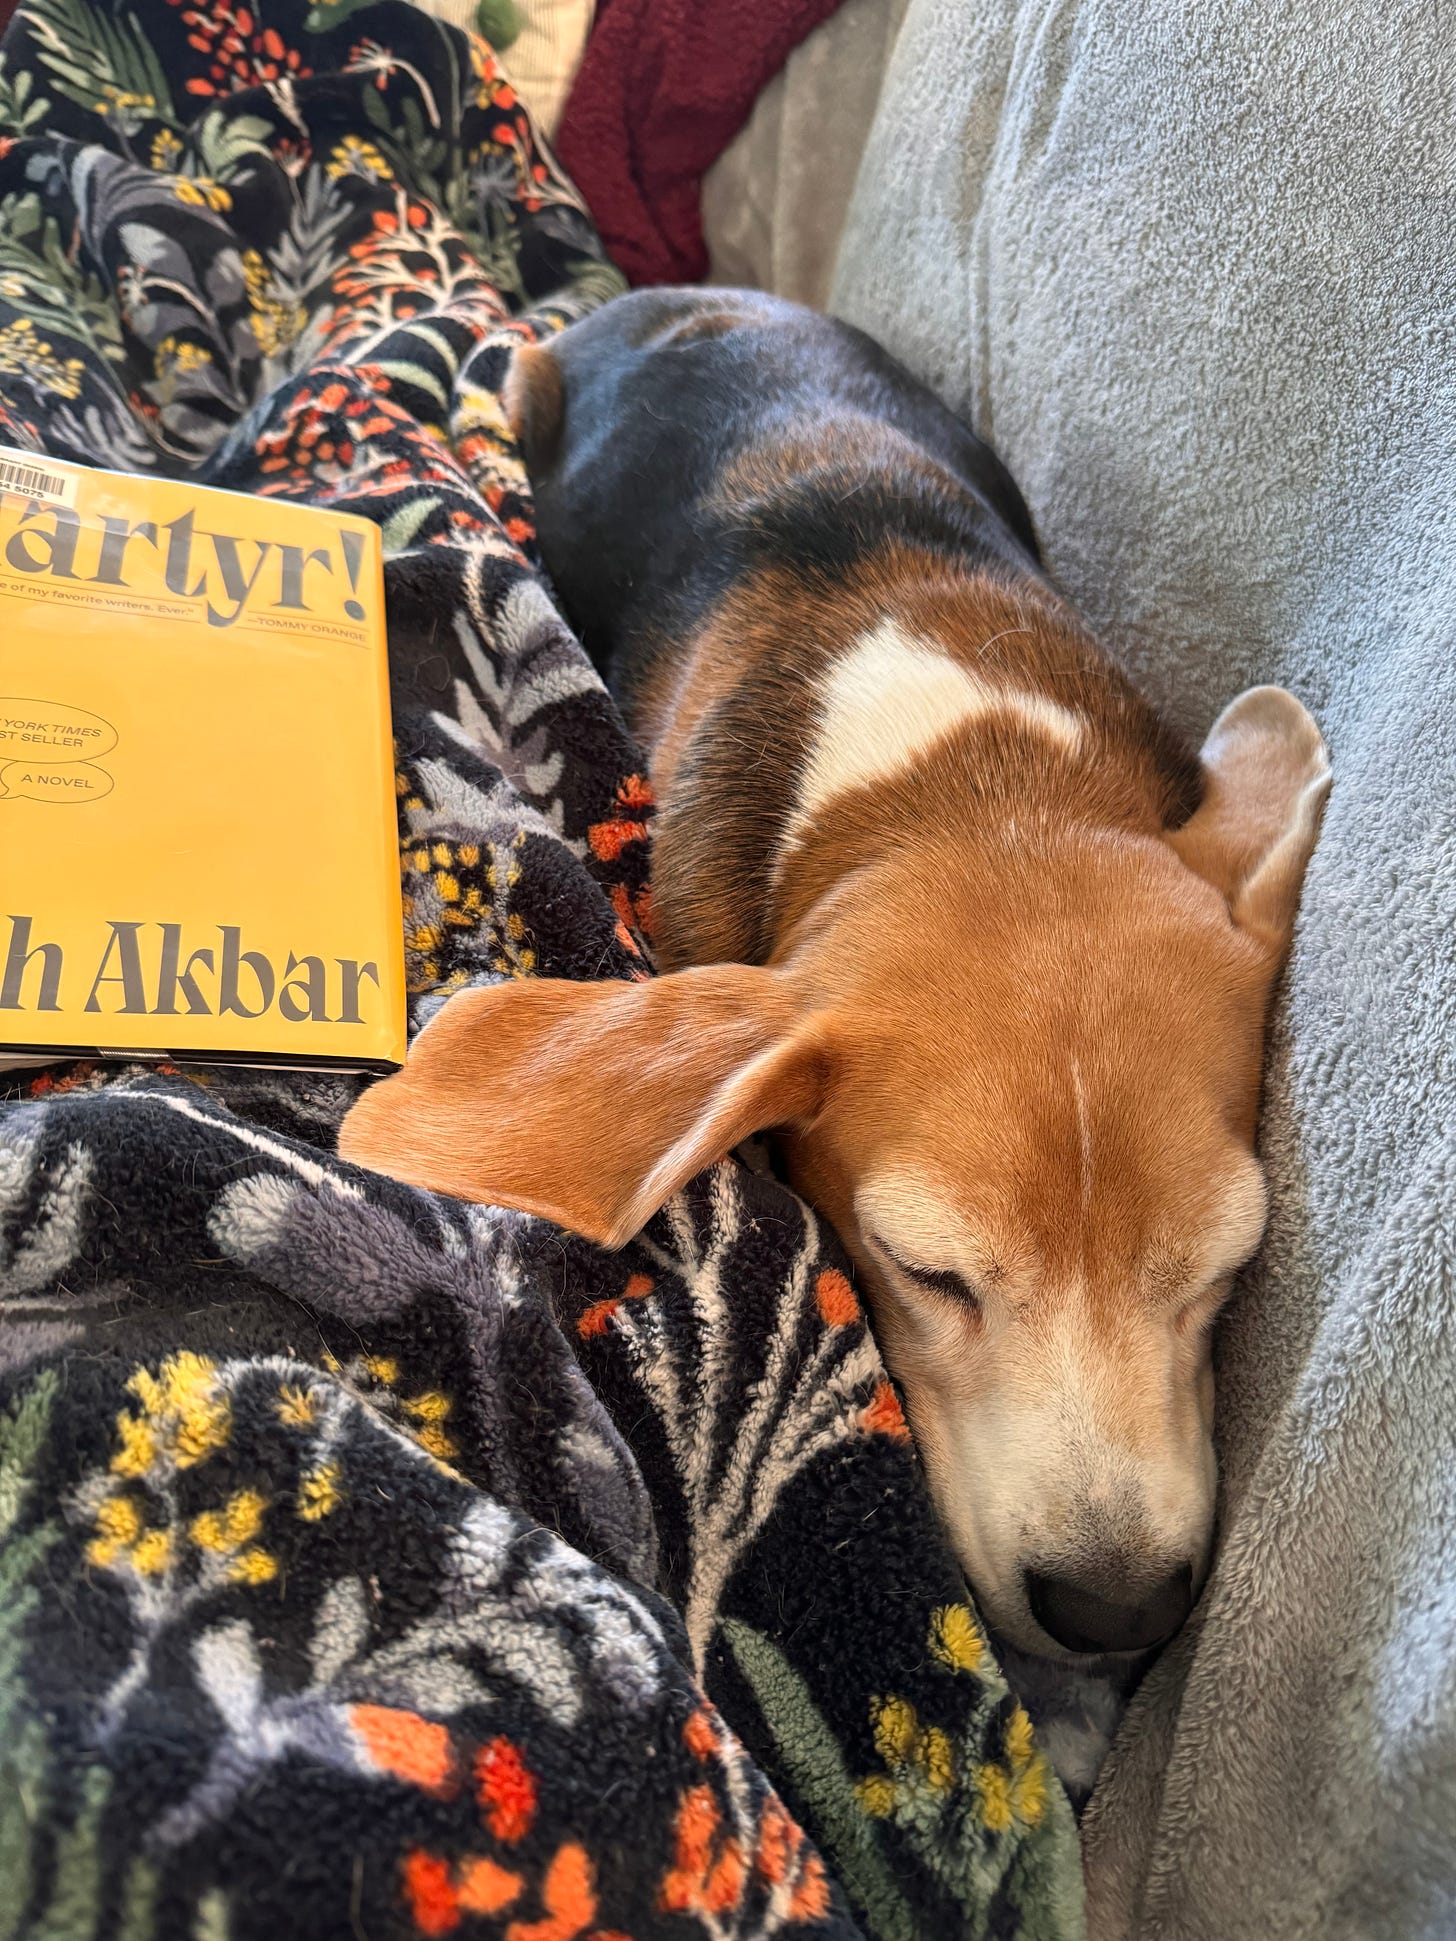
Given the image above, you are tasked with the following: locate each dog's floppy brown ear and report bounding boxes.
[503,342,564,473]
[337,966,825,1247]
[1168,685,1331,957]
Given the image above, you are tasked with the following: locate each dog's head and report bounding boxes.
[340,688,1329,1657]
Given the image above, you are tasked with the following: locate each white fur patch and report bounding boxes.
[781,619,1082,856]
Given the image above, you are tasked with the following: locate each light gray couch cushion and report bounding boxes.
[832,2,1456,1935]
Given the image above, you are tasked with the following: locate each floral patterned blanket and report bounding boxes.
[0,3,1085,1936]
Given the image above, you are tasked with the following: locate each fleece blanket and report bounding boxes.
[0,3,1087,1938]
[831,2,1456,1935]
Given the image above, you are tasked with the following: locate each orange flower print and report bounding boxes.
[475,1735,538,1843]
[587,774,654,864]
[173,1,312,98]
[577,1272,653,1341]
[610,880,654,951]
[660,1785,747,1917]
[352,1704,457,1798]
[754,1798,831,1921]
[859,1378,910,1441]
[505,1843,598,1941]
[659,1785,829,1924]
[396,1736,628,1940]
[404,1851,473,1936]
[662,1706,830,1923]
[404,1841,608,1941]
[461,1857,526,1918]
[814,1268,860,1328]
[682,1704,719,1762]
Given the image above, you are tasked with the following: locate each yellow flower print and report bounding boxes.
[240,248,269,299]
[238,248,305,358]
[155,335,213,378]
[191,1488,266,1554]
[87,1493,144,1568]
[929,1602,985,1675]
[227,1548,278,1586]
[191,1488,277,1584]
[85,1358,299,1601]
[97,85,156,120]
[856,1773,897,1819]
[173,175,232,213]
[150,128,183,171]
[297,1460,343,1522]
[871,1695,916,1766]
[485,847,521,894]
[87,1496,172,1578]
[1006,1704,1036,1768]
[324,1353,463,1471]
[918,1725,955,1793]
[110,1409,158,1479]
[402,1390,458,1462]
[276,1382,318,1428]
[854,1638,1049,1871]
[1014,1757,1047,1827]
[123,1351,231,1471]
[858,1695,958,1813]
[975,1705,1048,1833]
[326,135,392,182]
[0,318,85,402]
[131,1529,174,1577]
[977,1761,1014,1833]
[440,884,487,933]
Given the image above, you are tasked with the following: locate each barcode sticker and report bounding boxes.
[0,453,77,506]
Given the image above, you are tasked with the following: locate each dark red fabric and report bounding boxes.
[555,0,846,286]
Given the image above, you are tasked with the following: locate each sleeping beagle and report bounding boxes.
[339,289,1330,1659]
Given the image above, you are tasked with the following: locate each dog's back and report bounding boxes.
[508,288,1039,693]
[507,288,1198,969]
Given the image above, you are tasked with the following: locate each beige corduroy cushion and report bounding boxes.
[411,0,594,138]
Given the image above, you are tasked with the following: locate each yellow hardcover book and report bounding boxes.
[0,446,406,1072]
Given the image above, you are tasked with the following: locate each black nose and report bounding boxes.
[1025,1563,1194,1654]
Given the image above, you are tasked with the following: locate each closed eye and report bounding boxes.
[874,1240,981,1310]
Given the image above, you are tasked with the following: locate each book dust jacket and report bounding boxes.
[0,447,406,1071]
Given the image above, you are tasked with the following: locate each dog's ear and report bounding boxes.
[503,342,564,474]
[336,966,826,1247]
[1168,686,1331,957]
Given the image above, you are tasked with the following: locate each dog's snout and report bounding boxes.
[1024,1561,1193,1655]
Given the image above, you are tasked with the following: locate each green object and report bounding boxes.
[475,0,523,50]
[722,1619,920,1941]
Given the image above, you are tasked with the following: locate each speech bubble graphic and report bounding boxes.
[0,760,114,803]
[0,696,118,764]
